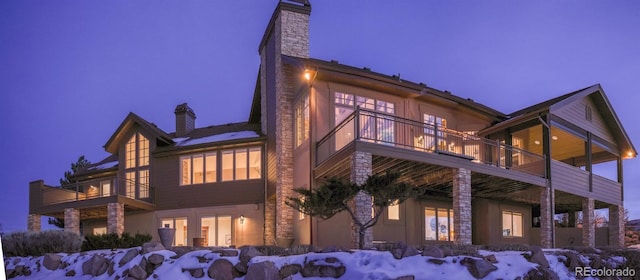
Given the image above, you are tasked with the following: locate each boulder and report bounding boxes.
[390,242,419,259]
[527,246,550,269]
[421,246,444,258]
[142,241,166,254]
[183,268,205,278]
[321,245,348,253]
[148,254,165,266]
[82,254,109,276]
[484,254,498,263]
[43,253,62,270]
[245,261,280,280]
[460,257,497,279]
[427,259,446,265]
[395,276,415,280]
[280,263,302,279]
[208,258,234,280]
[119,248,140,266]
[235,246,264,274]
[301,258,346,278]
[128,264,148,280]
[65,270,76,277]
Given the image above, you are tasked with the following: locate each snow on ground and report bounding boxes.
[3,247,632,280]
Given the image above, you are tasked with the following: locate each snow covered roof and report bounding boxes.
[174,131,260,147]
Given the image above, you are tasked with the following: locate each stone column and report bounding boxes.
[453,168,472,245]
[264,195,276,245]
[107,203,124,236]
[540,186,553,248]
[608,204,625,248]
[582,197,595,247]
[350,151,373,249]
[27,214,41,232]
[64,208,80,235]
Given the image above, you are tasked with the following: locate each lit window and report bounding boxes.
[126,172,135,198]
[93,227,107,235]
[139,135,149,166]
[295,94,310,147]
[201,216,232,247]
[205,153,217,183]
[388,200,400,220]
[222,150,234,181]
[299,197,305,220]
[423,114,447,151]
[425,207,455,241]
[502,211,523,237]
[126,136,136,169]
[193,155,204,184]
[334,92,395,150]
[248,148,261,179]
[180,156,191,185]
[139,169,149,198]
[99,180,111,197]
[161,217,188,246]
[236,149,247,180]
[124,133,150,199]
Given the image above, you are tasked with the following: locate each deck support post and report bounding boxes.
[453,168,472,245]
[582,197,595,247]
[608,204,625,248]
[27,214,41,233]
[540,186,553,248]
[350,151,373,249]
[64,208,80,235]
[107,202,124,236]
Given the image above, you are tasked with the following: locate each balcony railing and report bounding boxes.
[38,175,155,207]
[317,107,546,177]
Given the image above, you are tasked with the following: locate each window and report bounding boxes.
[299,196,306,220]
[221,147,262,181]
[93,227,107,235]
[201,216,232,246]
[585,104,593,122]
[181,153,218,185]
[334,92,395,150]
[423,114,447,151]
[388,200,400,220]
[99,180,111,197]
[124,133,150,199]
[161,217,188,246]
[502,211,523,237]
[295,94,310,147]
[463,131,480,161]
[425,207,455,241]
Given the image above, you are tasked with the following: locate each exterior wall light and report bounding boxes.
[304,69,312,81]
[239,215,245,225]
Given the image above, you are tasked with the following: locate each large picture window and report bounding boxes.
[334,92,395,150]
[221,147,262,182]
[161,217,188,246]
[181,153,217,185]
[124,132,150,199]
[425,207,455,241]
[502,211,523,237]
[201,216,232,247]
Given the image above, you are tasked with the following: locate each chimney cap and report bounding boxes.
[174,103,196,117]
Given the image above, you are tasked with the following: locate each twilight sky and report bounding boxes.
[1,1,638,233]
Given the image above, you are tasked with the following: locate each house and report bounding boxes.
[28,1,636,249]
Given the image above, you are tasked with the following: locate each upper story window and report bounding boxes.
[422,114,447,151]
[334,92,395,150]
[295,94,309,147]
[585,104,593,122]
[181,147,261,185]
[124,133,150,199]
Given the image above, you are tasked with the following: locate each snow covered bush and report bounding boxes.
[2,230,82,257]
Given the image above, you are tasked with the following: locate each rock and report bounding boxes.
[392,242,419,259]
[321,245,348,253]
[523,267,559,280]
[239,246,264,263]
[301,258,346,278]
[129,264,148,280]
[428,259,446,265]
[108,261,115,276]
[183,268,205,278]
[245,261,280,280]
[13,258,21,265]
[528,246,549,269]
[280,263,302,278]
[460,257,498,279]
[395,276,415,280]
[148,254,165,266]
[208,258,234,280]
[119,249,140,266]
[421,246,444,258]
[43,253,62,270]
[219,249,239,257]
[82,254,109,276]
[142,241,166,254]
[65,270,76,277]
[484,254,498,263]
[197,256,209,263]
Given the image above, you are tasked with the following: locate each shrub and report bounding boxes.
[81,232,152,251]
[2,230,83,257]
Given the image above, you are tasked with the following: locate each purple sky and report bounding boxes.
[1,1,638,233]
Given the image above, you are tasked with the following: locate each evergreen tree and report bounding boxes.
[49,155,92,228]
[286,171,416,249]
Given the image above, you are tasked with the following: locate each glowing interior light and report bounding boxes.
[304,69,311,81]
[551,136,558,140]
[534,140,540,145]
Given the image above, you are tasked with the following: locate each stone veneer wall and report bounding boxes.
[350,151,373,248]
[64,208,80,235]
[582,197,595,247]
[264,195,276,245]
[27,214,41,232]
[107,202,124,236]
[609,204,625,247]
[540,186,553,248]
[453,168,472,245]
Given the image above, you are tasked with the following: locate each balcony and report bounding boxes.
[29,176,156,218]
[316,107,546,178]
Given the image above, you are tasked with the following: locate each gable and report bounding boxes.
[552,94,615,144]
[104,113,173,154]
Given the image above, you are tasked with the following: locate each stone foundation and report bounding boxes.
[27,214,41,232]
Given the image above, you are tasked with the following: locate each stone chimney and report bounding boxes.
[258,0,311,59]
[174,103,196,137]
